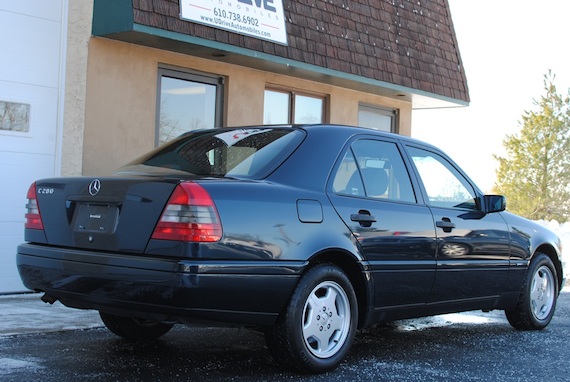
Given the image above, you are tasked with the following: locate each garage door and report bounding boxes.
[0,1,65,293]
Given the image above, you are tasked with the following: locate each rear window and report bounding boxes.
[121,128,305,179]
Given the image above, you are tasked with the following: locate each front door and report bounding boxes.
[406,146,511,308]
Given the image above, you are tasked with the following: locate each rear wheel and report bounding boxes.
[265,263,358,373]
[99,312,174,340]
[505,253,558,330]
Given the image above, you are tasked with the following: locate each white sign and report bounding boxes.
[180,0,288,45]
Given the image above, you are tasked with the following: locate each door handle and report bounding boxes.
[436,218,455,233]
[351,210,377,227]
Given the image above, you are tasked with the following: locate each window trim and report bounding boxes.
[156,66,224,146]
[405,145,479,211]
[358,103,398,133]
[330,137,418,205]
[264,87,328,124]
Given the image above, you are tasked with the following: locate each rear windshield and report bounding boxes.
[121,128,305,179]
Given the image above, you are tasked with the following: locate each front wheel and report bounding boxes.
[265,263,358,373]
[99,312,174,340]
[505,253,559,330]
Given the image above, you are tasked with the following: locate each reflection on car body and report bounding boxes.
[438,229,511,258]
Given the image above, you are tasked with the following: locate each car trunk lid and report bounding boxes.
[31,177,179,253]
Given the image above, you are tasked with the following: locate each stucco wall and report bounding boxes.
[83,38,412,176]
[61,0,93,176]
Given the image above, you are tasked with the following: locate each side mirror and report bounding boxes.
[481,195,506,214]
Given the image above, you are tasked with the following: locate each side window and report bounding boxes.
[332,140,416,203]
[408,147,477,210]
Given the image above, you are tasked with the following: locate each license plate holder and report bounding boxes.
[73,204,119,234]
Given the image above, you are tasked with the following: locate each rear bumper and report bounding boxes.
[17,243,305,326]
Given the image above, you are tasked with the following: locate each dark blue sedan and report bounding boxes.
[17,124,564,373]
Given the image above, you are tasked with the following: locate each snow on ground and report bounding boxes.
[0,221,568,338]
[0,293,102,337]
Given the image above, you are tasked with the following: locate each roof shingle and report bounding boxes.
[131,0,469,103]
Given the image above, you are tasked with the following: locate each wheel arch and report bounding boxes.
[305,249,373,329]
[534,244,564,291]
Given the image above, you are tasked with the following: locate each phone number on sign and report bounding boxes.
[213,8,260,26]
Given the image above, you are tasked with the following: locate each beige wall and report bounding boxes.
[61,0,93,176]
[83,38,412,175]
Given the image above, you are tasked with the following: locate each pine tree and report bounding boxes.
[493,71,570,222]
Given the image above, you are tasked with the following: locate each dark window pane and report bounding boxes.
[124,128,305,179]
[335,140,416,203]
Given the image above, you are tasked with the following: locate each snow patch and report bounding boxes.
[534,220,570,282]
[0,358,44,375]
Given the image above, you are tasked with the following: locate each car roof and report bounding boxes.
[289,123,441,150]
[193,124,443,156]
[189,124,434,147]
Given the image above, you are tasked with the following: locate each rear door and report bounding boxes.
[327,138,437,317]
[405,146,510,307]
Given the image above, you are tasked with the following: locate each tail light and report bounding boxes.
[25,183,44,230]
[152,182,222,242]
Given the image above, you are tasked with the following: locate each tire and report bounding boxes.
[505,253,558,330]
[99,312,174,340]
[265,263,358,373]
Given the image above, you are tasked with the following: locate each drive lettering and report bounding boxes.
[237,0,276,12]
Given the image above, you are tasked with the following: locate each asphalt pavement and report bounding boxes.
[1,292,569,381]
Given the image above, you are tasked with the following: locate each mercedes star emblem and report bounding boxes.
[88,179,101,196]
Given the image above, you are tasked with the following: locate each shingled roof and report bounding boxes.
[96,0,469,105]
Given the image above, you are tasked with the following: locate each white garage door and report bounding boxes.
[0,1,65,293]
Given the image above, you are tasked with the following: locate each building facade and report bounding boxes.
[0,0,468,292]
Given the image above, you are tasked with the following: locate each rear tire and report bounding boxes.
[265,263,358,373]
[99,312,174,340]
[505,253,558,330]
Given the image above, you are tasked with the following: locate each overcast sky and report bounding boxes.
[412,0,570,192]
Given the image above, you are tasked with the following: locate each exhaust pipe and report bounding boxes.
[41,293,58,304]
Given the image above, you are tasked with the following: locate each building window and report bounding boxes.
[157,68,223,145]
[358,104,397,133]
[264,89,325,124]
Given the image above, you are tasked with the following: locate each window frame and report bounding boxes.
[156,66,224,146]
[330,138,418,205]
[264,87,327,124]
[358,103,398,133]
[405,145,479,211]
